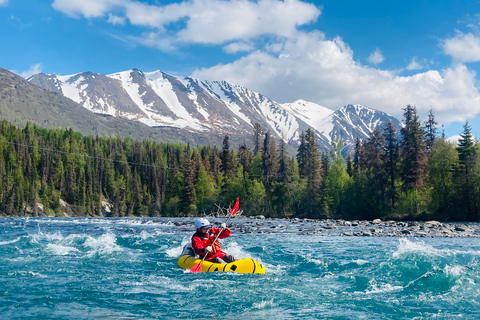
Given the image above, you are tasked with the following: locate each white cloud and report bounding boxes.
[0,0,8,7]
[52,0,125,19]
[107,14,125,25]
[175,0,320,44]
[446,135,461,144]
[192,32,480,126]
[406,57,423,70]
[443,32,480,62]
[368,48,384,65]
[16,63,43,78]
[53,0,320,47]
[223,42,254,54]
[126,32,178,52]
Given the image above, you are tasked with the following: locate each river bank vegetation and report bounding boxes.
[0,105,478,221]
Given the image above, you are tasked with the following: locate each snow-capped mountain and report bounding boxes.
[316,104,403,151]
[28,69,402,153]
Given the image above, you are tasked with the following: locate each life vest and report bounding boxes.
[193,230,222,259]
[201,234,222,254]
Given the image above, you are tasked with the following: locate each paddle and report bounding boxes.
[190,197,240,273]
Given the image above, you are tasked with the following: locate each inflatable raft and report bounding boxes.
[177,245,265,274]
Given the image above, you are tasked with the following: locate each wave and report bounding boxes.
[45,243,80,256]
[394,238,480,258]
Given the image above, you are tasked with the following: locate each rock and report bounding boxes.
[323,225,336,229]
[371,219,382,224]
[416,232,429,237]
[455,225,468,232]
[425,220,442,227]
[440,228,453,235]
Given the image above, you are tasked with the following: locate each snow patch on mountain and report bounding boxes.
[56,74,83,105]
[281,99,333,129]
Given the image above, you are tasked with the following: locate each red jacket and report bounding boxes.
[192,227,231,261]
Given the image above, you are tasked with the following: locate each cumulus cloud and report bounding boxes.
[53,0,320,47]
[192,32,480,126]
[443,32,480,62]
[368,48,384,65]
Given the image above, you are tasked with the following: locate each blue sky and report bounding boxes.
[2,0,480,139]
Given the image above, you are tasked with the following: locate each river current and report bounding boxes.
[1,217,479,319]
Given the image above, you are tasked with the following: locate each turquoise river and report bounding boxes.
[1,217,480,319]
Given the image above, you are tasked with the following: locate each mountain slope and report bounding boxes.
[316,104,403,151]
[0,68,222,146]
[27,68,403,153]
[28,69,310,141]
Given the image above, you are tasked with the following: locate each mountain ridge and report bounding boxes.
[15,67,403,153]
[0,67,225,147]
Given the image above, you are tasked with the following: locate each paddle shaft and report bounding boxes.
[191,214,232,271]
[191,198,239,272]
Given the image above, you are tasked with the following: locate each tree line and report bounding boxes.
[0,104,478,221]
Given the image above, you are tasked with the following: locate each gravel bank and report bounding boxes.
[175,218,480,238]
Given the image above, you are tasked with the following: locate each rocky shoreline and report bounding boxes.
[176,217,480,238]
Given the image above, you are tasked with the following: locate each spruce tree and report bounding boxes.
[296,131,308,178]
[300,128,322,217]
[277,138,291,183]
[400,105,428,190]
[180,151,197,216]
[262,132,279,188]
[454,122,478,221]
[424,108,438,153]
[362,127,388,214]
[400,105,428,215]
[383,121,399,209]
[237,143,253,175]
[253,123,263,156]
[305,129,322,193]
[221,135,235,177]
[346,152,353,177]
[353,137,364,171]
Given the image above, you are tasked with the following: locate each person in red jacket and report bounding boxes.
[192,218,236,264]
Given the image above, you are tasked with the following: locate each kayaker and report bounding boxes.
[192,218,236,264]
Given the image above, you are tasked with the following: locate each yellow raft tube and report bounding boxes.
[178,254,266,274]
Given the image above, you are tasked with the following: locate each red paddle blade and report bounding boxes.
[230,197,239,216]
[190,262,203,273]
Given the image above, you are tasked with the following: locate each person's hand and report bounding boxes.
[205,246,212,252]
[221,223,227,230]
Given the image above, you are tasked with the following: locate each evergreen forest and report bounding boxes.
[0,105,478,221]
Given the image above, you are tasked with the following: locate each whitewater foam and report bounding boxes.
[365,283,404,294]
[46,243,80,256]
[444,265,465,277]
[83,233,123,256]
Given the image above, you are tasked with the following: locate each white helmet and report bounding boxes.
[195,218,211,229]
